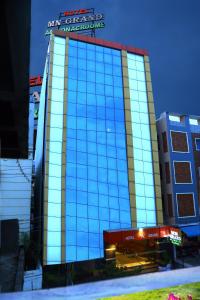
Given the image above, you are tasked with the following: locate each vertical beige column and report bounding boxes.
[144,56,163,225]
[61,37,69,263]
[121,50,136,227]
[43,36,54,265]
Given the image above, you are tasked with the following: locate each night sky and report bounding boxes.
[31,0,200,118]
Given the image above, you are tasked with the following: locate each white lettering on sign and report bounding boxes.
[125,236,134,240]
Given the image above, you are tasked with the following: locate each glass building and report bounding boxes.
[35,31,163,265]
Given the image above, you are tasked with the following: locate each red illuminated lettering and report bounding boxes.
[29,76,43,87]
[63,9,90,16]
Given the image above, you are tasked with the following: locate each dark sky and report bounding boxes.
[31,0,200,117]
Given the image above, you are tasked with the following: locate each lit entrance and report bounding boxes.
[104,226,179,272]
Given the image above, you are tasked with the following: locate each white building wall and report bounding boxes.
[0,102,34,237]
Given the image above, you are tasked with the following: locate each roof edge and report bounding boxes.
[53,30,149,56]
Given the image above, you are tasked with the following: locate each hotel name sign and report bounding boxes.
[45,8,105,36]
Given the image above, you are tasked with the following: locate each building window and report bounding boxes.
[177,193,195,217]
[174,161,192,184]
[162,131,168,153]
[171,131,189,152]
[169,115,180,122]
[167,194,173,217]
[195,138,200,151]
[189,118,199,126]
[165,162,170,184]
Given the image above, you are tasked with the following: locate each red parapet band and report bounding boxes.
[53,30,149,56]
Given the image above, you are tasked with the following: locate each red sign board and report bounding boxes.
[104,226,179,244]
[63,9,91,16]
[29,76,43,87]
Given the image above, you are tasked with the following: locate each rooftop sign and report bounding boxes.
[45,8,105,36]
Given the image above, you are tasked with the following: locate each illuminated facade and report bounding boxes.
[36,31,163,265]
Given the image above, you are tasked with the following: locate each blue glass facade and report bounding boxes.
[39,34,160,265]
[66,40,131,262]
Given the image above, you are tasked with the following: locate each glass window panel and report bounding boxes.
[136,61,144,72]
[53,65,64,77]
[142,139,151,151]
[142,150,152,162]
[66,246,76,262]
[68,79,77,91]
[66,230,76,245]
[98,168,107,182]
[77,217,88,232]
[96,52,103,62]
[78,49,86,59]
[89,233,99,248]
[66,162,76,177]
[137,71,145,81]
[145,198,155,210]
[87,93,96,105]
[52,76,64,89]
[88,153,97,166]
[108,170,117,184]
[137,210,146,223]
[136,196,146,209]
[99,207,109,220]
[87,50,95,60]
[77,232,88,246]
[77,204,87,218]
[87,70,95,82]
[69,46,77,57]
[77,247,88,261]
[55,36,66,45]
[89,219,99,233]
[135,184,145,196]
[66,203,76,217]
[109,197,119,209]
[99,195,109,207]
[89,247,100,259]
[77,178,87,191]
[66,188,76,203]
[143,162,153,174]
[96,95,105,107]
[77,191,87,204]
[96,62,104,73]
[105,74,113,86]
[48,177,61,190]
[53,54,65,66]
[139,102,148,113]
[105,64,112,75]
[77,81,86,93]
[120,211,131,224]
[88,206,98,219]
[88,193,98,206]
[146,211,156,225]
[130,90,139,100]
[96,72,104,84]
[87,60,95,71]
[134,172,144,184]
[47,247,61,264]
[138,91,147,102]
[119,198,130,211]
[98,182,108,195]
[49,141,62,153]
[88,181,98,193]
[99,220,109,231]
[78,59,86,70]
[140,113,149,125]
[144,185,155,197]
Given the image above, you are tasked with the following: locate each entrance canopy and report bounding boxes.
[181,224,200,237]
[104,226,179,244]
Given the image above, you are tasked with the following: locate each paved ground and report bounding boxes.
[1,266,200,300]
